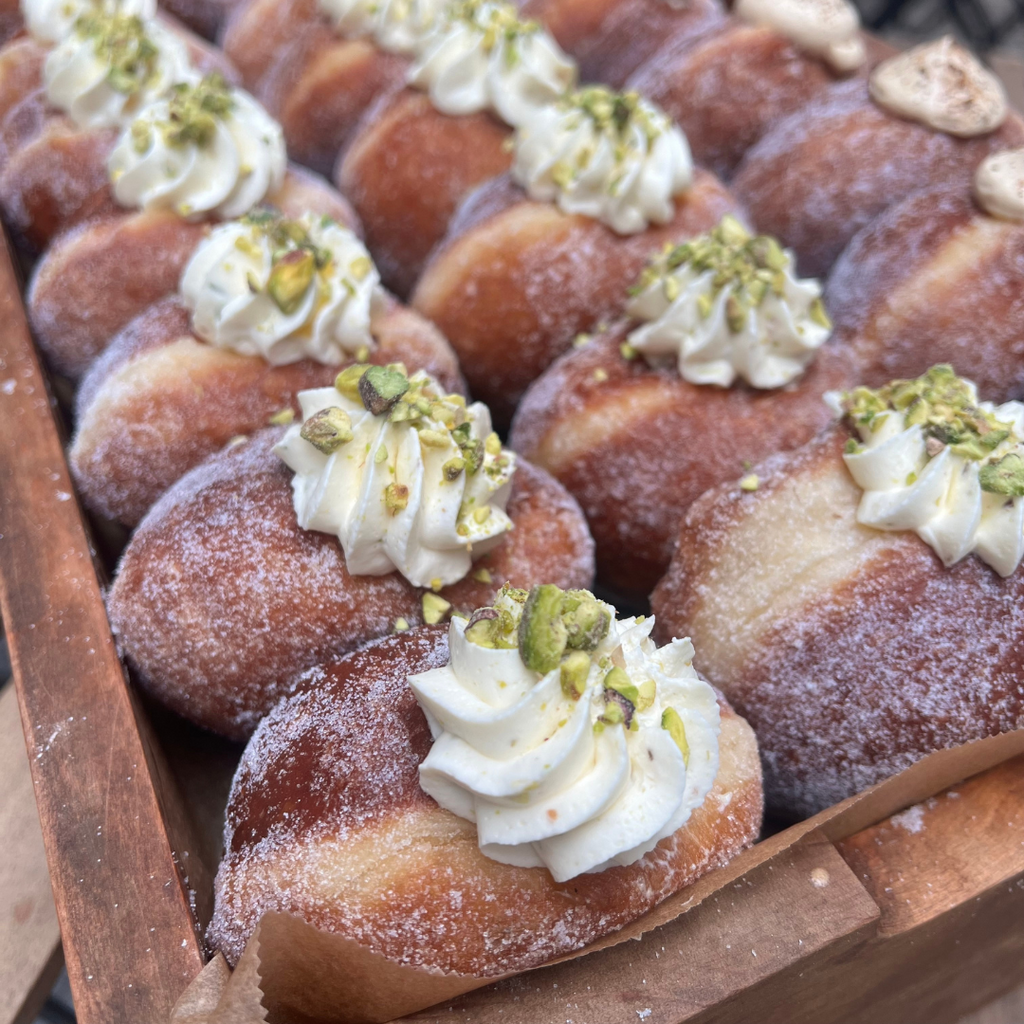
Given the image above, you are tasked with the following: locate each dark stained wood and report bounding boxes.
[0,234,205,1023]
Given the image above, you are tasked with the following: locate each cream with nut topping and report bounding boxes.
[317,0,444,54]
[23,0,155,44]
[409,583,721,883]
[974,148,1024,221]
[274,367,515,588]
[834,365,1024,576]
[869,37,1007,137]
[626,215,831,388]
[511,86,693,235]
[181,211,385,365]
[735,0,864,73]
[44,11,195,130]
[108,74,287,219]
[407,0,576,126]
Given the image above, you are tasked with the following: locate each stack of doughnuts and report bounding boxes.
[8,0,1024,1001]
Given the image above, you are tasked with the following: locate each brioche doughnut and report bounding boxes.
[208,624,763,976]
[70,292,460,526]
[652,423,1024,817]
[107,430,595,739]
[732,78,1024,277]
[221,0,407,176]
[826,183,1024,403]
[511,326,856,597]
[412,169,740,425]
[336,89,512,297]
[521,0,724,89]
[26,165,356,380]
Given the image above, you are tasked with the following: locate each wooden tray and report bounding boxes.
[1,228,1024,1024]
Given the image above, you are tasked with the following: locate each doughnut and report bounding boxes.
[107,429,595,739]
[207,618,762,979]
[652,369,1024,816]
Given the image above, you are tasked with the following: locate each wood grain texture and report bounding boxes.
[0,682,62,1024]
[0,234,205,1023]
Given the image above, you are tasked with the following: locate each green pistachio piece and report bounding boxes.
[636,678,656,712]
[661,707,689,764]
[267,249,315,314]
[334,363,370,401]
[359,365,409,415]
[161,74,234,150]
[561,590,610,651]
[422,592,452,625]
[809,297,832,330]
[464,606,518,649]
[559,650,591,700]
[603,666,639,708]
[601,700,626,726]
[300,407,352,454]
[384,482,409,514]
[518,584,569,674]
[726,293,748,334]
[979,452,1024,497]
[442,456,465,481]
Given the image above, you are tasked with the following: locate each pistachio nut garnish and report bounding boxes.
[408,587,723,882]
[299,407,353,453]
[832,365,1024,576]
[73,11,160,94]
[422,591,453,624]
[25,0,156,46]
[626,214,831,389]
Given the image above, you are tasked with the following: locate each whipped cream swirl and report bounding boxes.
[181,211,384,365]
[626,215,831,389]
[869,37,1007,138]
[317,0,443,55]
[23,0,155,44]
[409,585,721,883]
[44,13,194,130]
[735,0,865,73]
[275,369,515,588]
[974,148,1024,221]
[407,0,576,127]
[511,86,692,235]
[108,75,286,219]
[835,366,1024,576]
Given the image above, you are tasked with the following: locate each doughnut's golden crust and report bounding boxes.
[652,426,1024,818]
[411,170,741,424]
[523,0,724,88]
[511,327,857,596]
[826,184,1024,403]
[732,79,1024,277]
[208,627,763,975]
[27,165,356,380]
[107,431,595,739]
[70,294,464,526]
[337,89,512,297]
[223,0,406,175]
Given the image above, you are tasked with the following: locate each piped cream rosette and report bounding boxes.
[108,74,286,219]
[22,0,156,44]
[511,85,693,235]
[275,366,516,588]
[181,210,385,365]
[626,214,831,389]
[832,365,1024,576]
[407,0,576,127]
[409,584,721,883]
[317,0,445,55]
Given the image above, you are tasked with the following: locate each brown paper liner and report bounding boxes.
[170,725,1024,1024]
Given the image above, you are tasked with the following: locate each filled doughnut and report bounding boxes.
[512,215,854,596]
[107,371,595,738]
[412,85,740,424]
[208,586,763,986]
[652,365,1024,816]
[732,38,1024,277]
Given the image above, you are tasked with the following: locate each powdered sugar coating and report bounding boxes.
[107,430,595,739]
[208,627,763,974]
[653,426,1024,817]
[732,78,1024,277]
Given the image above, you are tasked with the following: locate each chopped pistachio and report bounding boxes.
[465,606,518,649]
[573,332,592,349]
[300,407,352,454]
[636,678,656,712]
[739,473,759,492]
[418,428,451,449]
[374,445,388,465]
[267,249,315,314]
[979,452,1024,496]
[809,297,832,330]
[593,368,609,383]
[335,363,370,401]
[603,667,639,708]
[268,407,294,426]
[661,707,689,763]
[485,432,502,456]
[561,590,610,651]
[422,592,452,625]
[559,650,591,700]
[472,567,493,584]
[619,342,638,361]
[393,617,410,632]
[518,584,570,674]
[442,457,465,482]
[359,365,409,415]
[384,482,409,514]
[160,74,234,150]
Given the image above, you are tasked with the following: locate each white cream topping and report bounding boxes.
[511,86,693,235]
[44,14,195,130]
[836,371,1024,576]
[317,0,444,55]
[626,217,831,389]
[407,0,576,127]
[409,591,721,883]
[869,37,1007,138]
[735,0,865,73]
[274,372,515,588]
[23,0,155,44]
[181,213,384,366]
[974,148,1024,221]
[108,76,286,219]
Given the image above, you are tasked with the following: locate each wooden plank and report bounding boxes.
[0,235,205,1023]
[0,682,62,1024]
